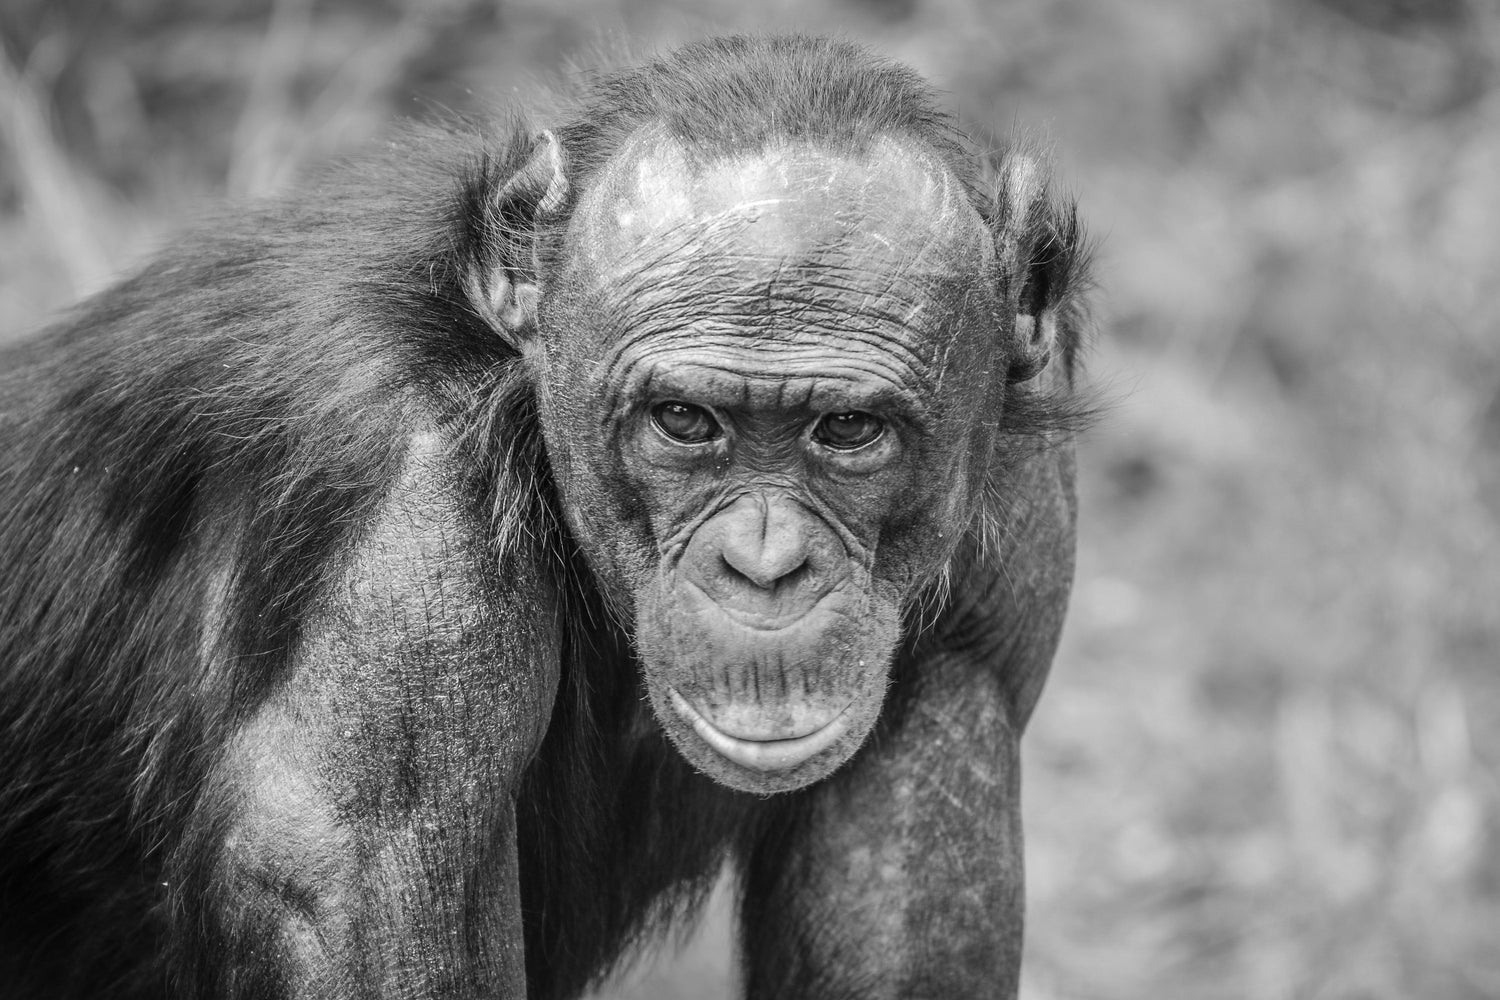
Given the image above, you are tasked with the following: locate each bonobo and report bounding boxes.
[0,34,1091,1000]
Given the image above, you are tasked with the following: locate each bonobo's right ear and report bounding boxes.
[988,150,1091,384]
[467,130,570,348]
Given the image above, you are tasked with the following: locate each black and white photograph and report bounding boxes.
[1,1,1494,997]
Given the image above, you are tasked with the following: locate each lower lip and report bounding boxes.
[667,689,853,772]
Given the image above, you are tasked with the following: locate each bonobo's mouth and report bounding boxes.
[667,689,853,772]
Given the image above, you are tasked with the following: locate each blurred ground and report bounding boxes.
[3,1,1498,997]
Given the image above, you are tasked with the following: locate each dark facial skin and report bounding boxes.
[532,132,1006,792]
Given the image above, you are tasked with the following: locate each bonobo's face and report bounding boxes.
[536,132,1003,792]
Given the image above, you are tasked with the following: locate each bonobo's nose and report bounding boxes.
[684,493,839,616]
[718,498,809,590]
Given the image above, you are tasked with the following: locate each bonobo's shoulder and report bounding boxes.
[139,120,521,284]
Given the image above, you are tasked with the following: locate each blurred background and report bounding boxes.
[2,0,1497,997]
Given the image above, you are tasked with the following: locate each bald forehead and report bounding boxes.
[567,131,993,278]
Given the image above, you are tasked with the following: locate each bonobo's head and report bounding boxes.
[467,41,1080,793]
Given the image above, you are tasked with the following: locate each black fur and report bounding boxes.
[0,35,1090,999]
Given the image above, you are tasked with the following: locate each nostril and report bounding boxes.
[719,553,751,586]
[773,559,810,593]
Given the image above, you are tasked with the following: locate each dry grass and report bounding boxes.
[3,1,1497,997]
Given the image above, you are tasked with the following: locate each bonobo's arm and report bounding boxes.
[187,434,560,997]
[738,447,1076,1000]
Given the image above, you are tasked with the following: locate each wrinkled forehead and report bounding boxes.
[564,130,994,285]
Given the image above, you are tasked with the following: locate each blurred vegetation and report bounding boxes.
[3,1,1498,997]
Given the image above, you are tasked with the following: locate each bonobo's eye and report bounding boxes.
[651,401,721,444]
[812,411,884,451]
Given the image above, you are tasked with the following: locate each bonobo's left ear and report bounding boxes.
[467,130,570,348]
[988,151,1091,384]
